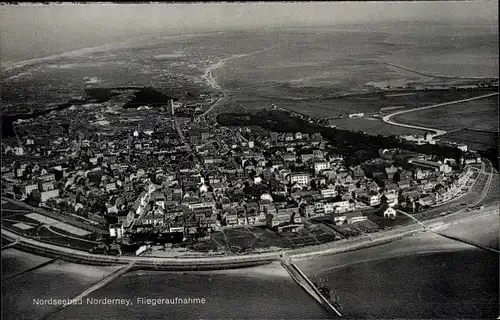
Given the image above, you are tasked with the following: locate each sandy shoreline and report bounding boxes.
[201,44,280,91]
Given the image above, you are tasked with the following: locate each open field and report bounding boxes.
[211,223,340,253]
[440,129,498,151]
[392,95,498,132]
[1,211,98,251]
[25,212,91,236]
[326,117,424,136]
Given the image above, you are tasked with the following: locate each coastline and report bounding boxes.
[0,38,141,74]
[2,203,498,269]
[201,44,281,92]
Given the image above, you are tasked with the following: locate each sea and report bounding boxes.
[2,231,499,319]
[295,231,499,319]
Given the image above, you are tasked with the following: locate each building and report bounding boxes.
[32,189,60,203]
[38,181,55,192]
[346,211,368,224]
[167,99,175,115]
[22,183,39,196]
[289,173,310,187]
[409,159,452,173]
[320,188,337,198]
[348,113,365,118]
[109,223,124,239]
[314,161,331,174]
[105,182,117,193]
[379,204,396,218]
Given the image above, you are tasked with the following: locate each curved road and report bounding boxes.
[382,92,499,139]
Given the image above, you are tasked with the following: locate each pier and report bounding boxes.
[281,253,342,317]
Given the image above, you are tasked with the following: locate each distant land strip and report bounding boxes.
[382,62,494,80]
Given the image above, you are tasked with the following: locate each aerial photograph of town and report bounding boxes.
[1,2,498,320]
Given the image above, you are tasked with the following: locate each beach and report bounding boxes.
[295,231,499,319]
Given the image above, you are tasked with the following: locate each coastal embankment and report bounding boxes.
[5,205,496,269]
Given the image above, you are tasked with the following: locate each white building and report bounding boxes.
[320,188,337,198]
[289,173,310,187]
[105,182,117,193]
[33,189,60,203]
[409,159,452,173]
[382,206,396,218]
[109,223,124,239]
[314,161,331,174]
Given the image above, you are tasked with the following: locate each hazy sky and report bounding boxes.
[1,2,498,63]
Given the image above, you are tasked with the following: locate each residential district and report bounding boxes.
[1,94,485,256]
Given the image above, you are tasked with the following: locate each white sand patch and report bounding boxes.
[209,261,289,278]
[385,92,416,97]
[296,231,475,273]
[13,222,34,230]
[38,261,121,281]
[4,71,33,81]
[153,53,184,59]
[84,77,101,84]
[95,120,110,126]
[25,212,59,225]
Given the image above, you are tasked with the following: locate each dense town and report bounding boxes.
[1,90,486,255]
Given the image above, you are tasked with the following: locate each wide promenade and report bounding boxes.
[3,203,497,269]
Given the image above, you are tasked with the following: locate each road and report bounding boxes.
[382,92,499,138]
[195,95,225,123]
[470,159,495,207]
[173,118,192,152]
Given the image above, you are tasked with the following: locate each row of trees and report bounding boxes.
[217,110,467,166]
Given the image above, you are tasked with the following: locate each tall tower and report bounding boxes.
[167,99,175,116]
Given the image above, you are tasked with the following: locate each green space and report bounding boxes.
[267,89,496,119]
[392,95,498,132]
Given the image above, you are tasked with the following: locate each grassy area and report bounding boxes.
[440,129,498,151]
[270,89,495,119]
[326,117,424,136]
[208,217,384,253]
[364,213,414,230]
[392,95,498,132]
